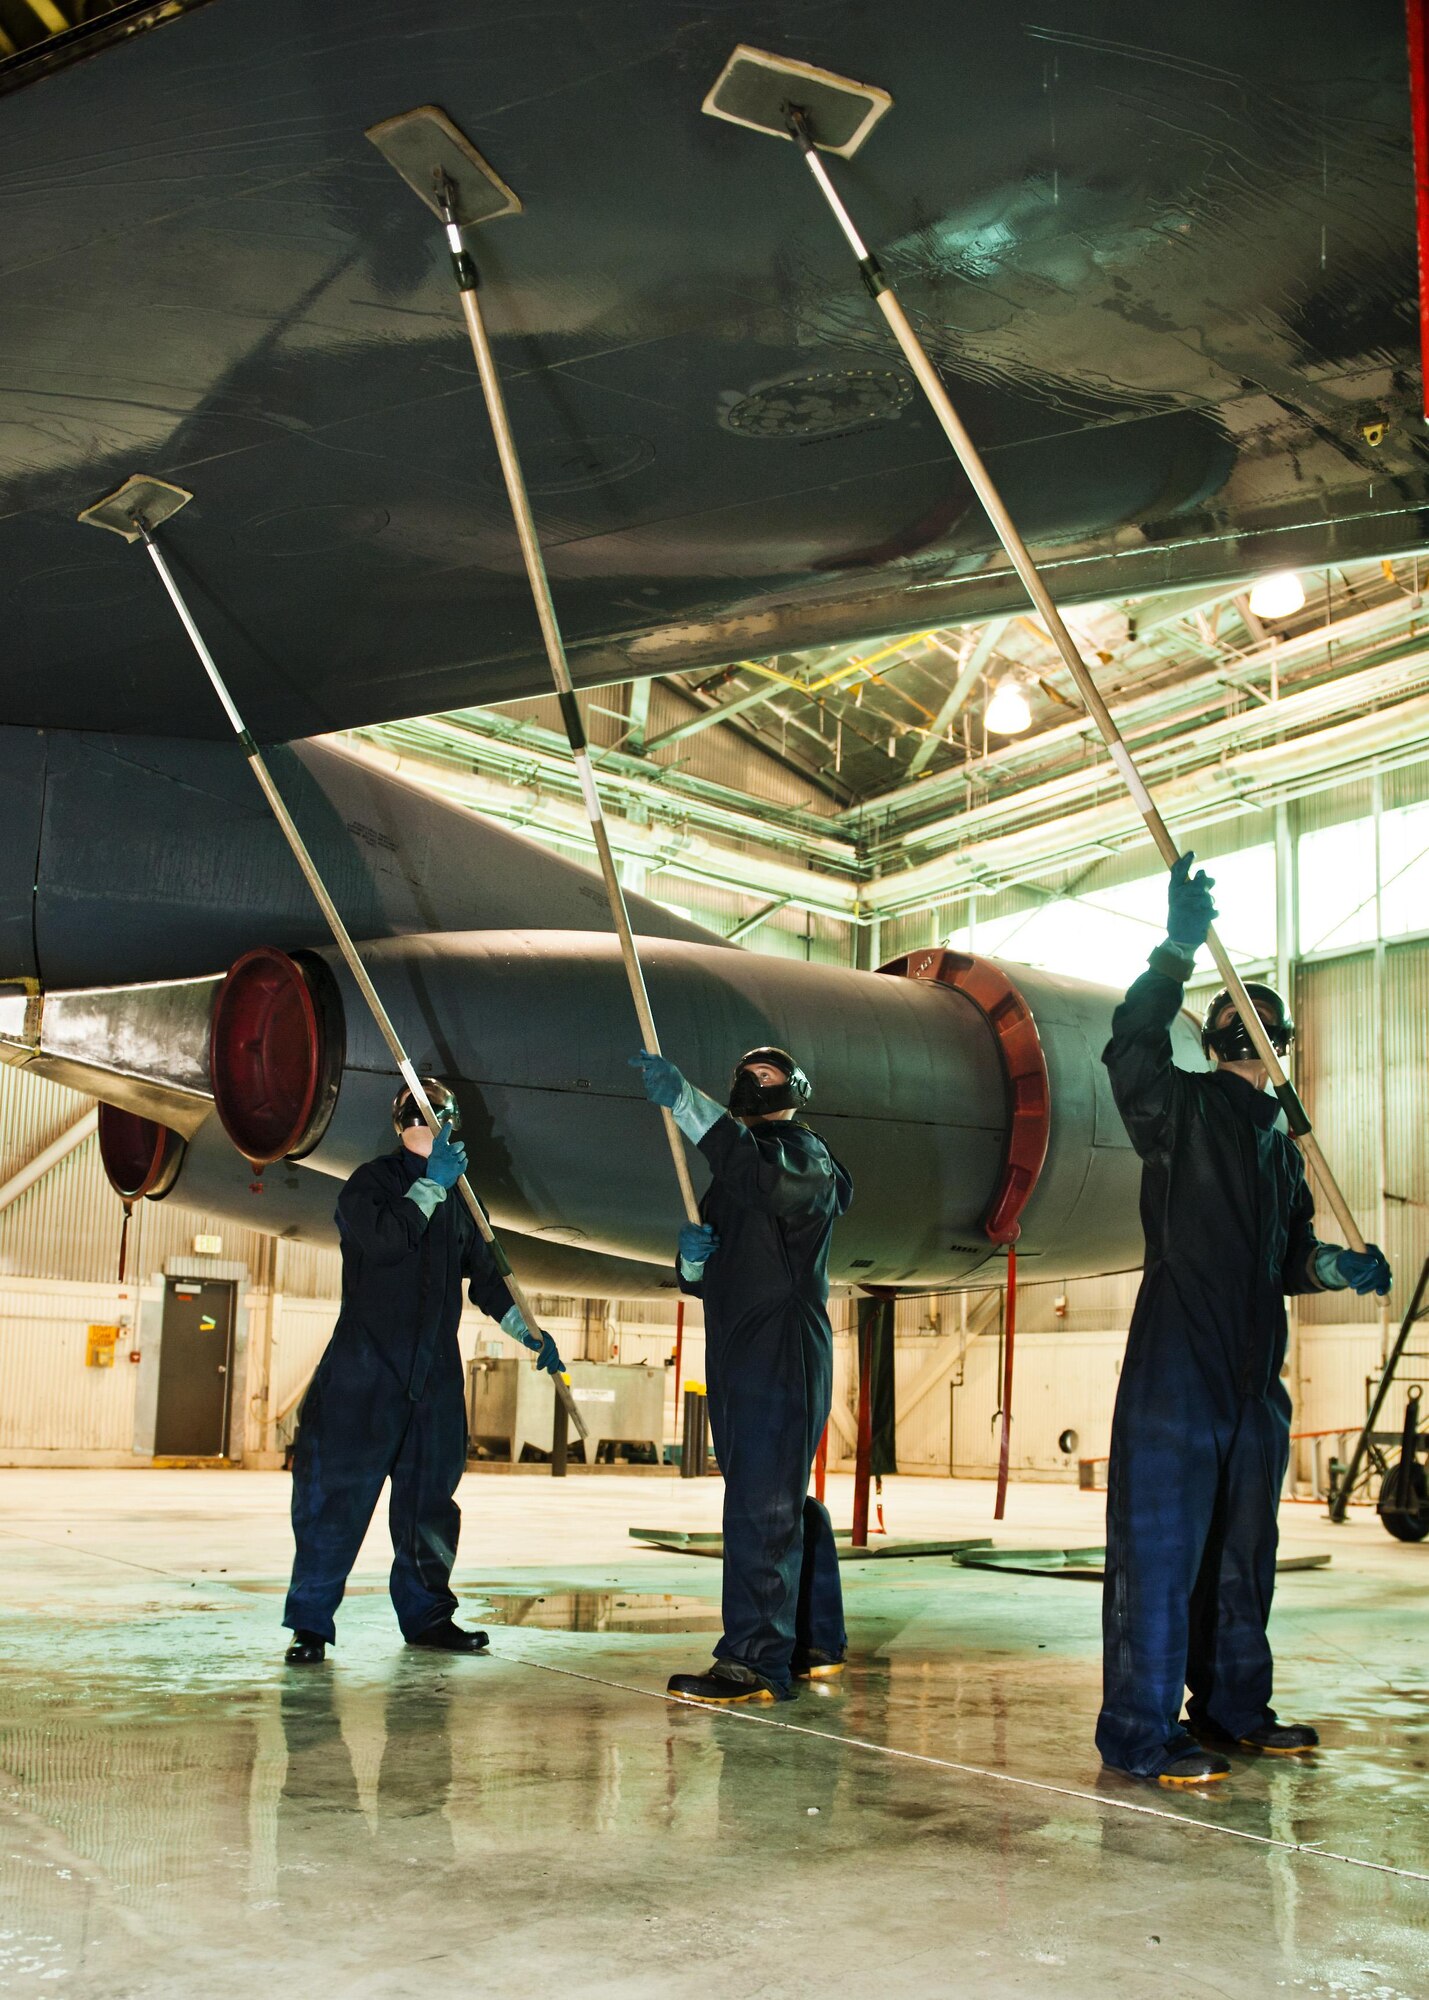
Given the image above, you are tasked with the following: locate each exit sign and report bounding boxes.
[193,1235,223,1256]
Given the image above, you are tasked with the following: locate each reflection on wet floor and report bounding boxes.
[2,1625,1425,2000]
[476,1590,723,1633]
[1,1469,1426,1999]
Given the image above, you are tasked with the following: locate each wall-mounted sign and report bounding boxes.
[193,1235,223,1256]
[86,1325,120,1369]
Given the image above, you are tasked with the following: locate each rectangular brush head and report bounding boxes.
[365,104,522,226]
[702,46,891,158]
[77,474,193,541]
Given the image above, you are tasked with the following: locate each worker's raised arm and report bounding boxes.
[1103,854,1214,1165]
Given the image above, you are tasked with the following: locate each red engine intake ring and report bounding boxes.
[879,948,1051,1246]
[96,1105,186,1202]
[209,946,343,1167]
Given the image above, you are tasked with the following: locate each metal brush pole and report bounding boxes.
[785,110,1364,1253]
[130,517,589,1440]
[435,178,701,1226]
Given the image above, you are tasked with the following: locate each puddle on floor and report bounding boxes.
[476,1591,722,1634]
[222,1582,720,1632]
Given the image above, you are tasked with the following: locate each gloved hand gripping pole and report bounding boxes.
[76,476,588,1440]
[700,47,1364,1253]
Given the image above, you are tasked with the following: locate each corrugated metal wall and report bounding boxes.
[0,1066,341,1296]
[0,1279,143,1455]
[1294,937,1428,1331]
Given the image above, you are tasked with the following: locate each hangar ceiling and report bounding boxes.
[355,552,1429,936]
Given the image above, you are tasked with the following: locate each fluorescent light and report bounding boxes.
[1247,571,1305,619]
[985,679,1033,736]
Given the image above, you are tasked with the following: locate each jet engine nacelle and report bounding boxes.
[19,930,1194,1291]
[286,929,1185,1289]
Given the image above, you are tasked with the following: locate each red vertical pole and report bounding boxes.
[852,1316,872,1547]
[672,1299,685,1452]
[1407,0,1429,418]
[993,1244,1018,1521]
[814,1421,828,1505]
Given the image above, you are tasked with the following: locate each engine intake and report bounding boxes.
[96,1105,186,1202]
[208,946,343,1165]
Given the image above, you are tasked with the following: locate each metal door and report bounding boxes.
[155,1280,235,1457]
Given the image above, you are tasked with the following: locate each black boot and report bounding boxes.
[407,1618,489,1653]
[791,1647,846,1680]
[667,1659,794,1705]
[284,1629,327,1665]
[1156,1750,1231,1788]
[1226,1720,1319,1756]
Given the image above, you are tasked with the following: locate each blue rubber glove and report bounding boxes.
[1166,851,1217,952]
[526,1328,566,1377]
[426,1119,467,1190]
[499,1305,565,1375]
[629,1050,686,1109]
[1328,1244,1392,1296]
[679,1222,719,1268]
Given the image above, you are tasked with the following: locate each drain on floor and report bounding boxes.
[476,1591,722,1633]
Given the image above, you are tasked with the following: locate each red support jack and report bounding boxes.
[813,1420,828,1506]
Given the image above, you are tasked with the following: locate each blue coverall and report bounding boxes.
[1098,950,1328,1777]
[680,1113,852,1690]
[283,1147,514,1643]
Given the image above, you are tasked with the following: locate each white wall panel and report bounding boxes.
[0,1279,143,1455]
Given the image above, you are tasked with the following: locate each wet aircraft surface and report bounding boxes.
[1,0,1423,741]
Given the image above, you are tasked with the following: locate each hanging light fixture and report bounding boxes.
[985,676,1033,736]
[1247,571,1305,619]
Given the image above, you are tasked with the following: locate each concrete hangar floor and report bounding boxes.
[0,1470,1423,1999]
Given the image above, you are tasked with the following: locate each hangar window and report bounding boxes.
[947,845,1274,990]
[0,0,209,95]
[1300,801,1429,955]
[1376,801,1429,943]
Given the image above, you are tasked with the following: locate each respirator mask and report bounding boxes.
[1200,985,1294,1064]
[727,1046,812,1117]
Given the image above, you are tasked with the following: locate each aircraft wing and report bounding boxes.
[0,0,1420,742]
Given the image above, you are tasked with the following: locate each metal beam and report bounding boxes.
[0,1109,97,1216]
[641,675,779,751]
[724,895,791,943]
[904,618,1010,779]
[1233,593,1270,648]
